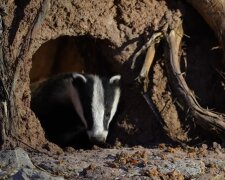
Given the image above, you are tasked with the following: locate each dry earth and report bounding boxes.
[1,0,225,179]
[28,144,225,179]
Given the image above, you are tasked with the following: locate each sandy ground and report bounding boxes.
[29,143,225,179]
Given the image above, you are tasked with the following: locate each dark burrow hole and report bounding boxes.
[30,35,117,83]
[30,35,122,149]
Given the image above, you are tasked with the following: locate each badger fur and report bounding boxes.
[31,73,121,148]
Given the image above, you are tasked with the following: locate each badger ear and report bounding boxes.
[109,75,121,85]
[72,73,87,86]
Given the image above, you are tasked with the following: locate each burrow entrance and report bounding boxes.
[29,34,167,150]
[30,35,117,83]
[30,35,125,149]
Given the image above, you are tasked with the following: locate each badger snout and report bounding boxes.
[87,130,108,144]
[90,135,106,144]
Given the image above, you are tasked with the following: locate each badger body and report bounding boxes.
[31,73,121,148]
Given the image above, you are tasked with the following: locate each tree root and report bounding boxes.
[165,22,225,139]
[135,19,225,142]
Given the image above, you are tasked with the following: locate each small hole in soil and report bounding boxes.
[30,35,121,149]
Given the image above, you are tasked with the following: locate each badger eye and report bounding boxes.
[105,112,110,118]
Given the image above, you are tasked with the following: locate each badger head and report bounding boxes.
[71,73,121,144]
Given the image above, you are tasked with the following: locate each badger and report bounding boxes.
[31,73,121,148]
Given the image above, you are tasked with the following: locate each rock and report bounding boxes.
[11,168,64,180]
[0,148,64,180]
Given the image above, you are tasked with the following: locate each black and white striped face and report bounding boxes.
[71,73,121,144]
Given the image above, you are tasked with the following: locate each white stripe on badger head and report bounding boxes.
[72,73,87,83]
[107,75,121,128]
[89,75,106,138]
[69,83,88,129]
[109,75,121,84]
[107,87,121,128]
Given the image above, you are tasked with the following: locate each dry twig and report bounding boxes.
[131,32,162,70]
[138,44,156,92]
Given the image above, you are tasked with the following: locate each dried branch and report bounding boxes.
[138,43,156,92]
[165,22,225,138]
[131,32,162,70]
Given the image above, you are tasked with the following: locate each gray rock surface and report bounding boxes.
[29,146,225,179]
[1,146,225,179]
[0,148,63,180]
[11,167,64,180]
